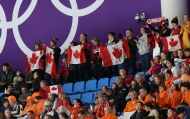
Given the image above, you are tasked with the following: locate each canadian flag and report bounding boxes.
[56,99,70,116]
[25,51,43,73]
[43,44,57,79]
[67,45,86,64]
[46,85,62,94]
[99,40,131,67]
[161,35,182,52]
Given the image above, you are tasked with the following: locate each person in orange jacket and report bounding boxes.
[138,88,155,105]
[180,62,190,83]
[77,110,90,119]
[165,70,174,89]
[123,91,139,113]
[27,110,40,119]
[155,84,170,108]
[180,82,190,106]
[22,96,35,116]
[166,83,182,108]
[32,92,45,116]
[92,95,113,118]
[63,98,83,119]
[101,106,118,119]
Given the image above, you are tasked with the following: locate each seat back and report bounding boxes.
[69,94,81,105]
[97,78,109,90]
[85,79,97,91]
[109,77,116,88]
[62,83,73,94]
[81,92,94,105]
[73,81,85,93]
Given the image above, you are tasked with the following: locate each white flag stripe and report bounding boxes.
[70,45,82,64]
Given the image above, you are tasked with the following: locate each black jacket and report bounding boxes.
[52,47,61,70]
[126,37,138,57]
[0,67,15,85]
[32,77,42,92]
[14,80,27,93]
[134,81,150,94]
[111,84,129,104]
[130,110,149,119]
[3,116,17,119]
[41,109,59,119]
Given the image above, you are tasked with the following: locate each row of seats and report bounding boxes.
[62,77,117,95]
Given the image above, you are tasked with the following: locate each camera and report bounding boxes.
[135,13,145,23]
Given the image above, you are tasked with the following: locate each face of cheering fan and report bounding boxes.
[126,30,132,38]
[108,34,114,40]
[167,109,176,118]
[80,34,86,43]
[184,15,189,22]
[50,41,55,48]
[35,44,40,50]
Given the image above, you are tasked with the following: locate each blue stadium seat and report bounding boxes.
[69,94,81,105]
[81,92,94,105]
[83,79,97,92]
[62,83,73,95]
[118,64,123,70]
[71,81,85,94]
[109,76,116,88]
[145,71,149,75]
[0,93,4,97]
[139,71,145,76]
[97,78,109,90]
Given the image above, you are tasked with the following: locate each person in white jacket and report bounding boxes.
[164,59,180,77]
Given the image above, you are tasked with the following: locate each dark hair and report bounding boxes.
[28,110,35,115]
[35,96,42,100]
[159,84,166,90]
[137,101,143,106]
[21,85,28,90]
[102,86,108,91]
[161,51,167,55]
[77,110,86,115]
[108,32,115,37]
[144,102,153,109]
[141,26,148,34]
[154,55,161,60]
[44,114,53,119]
[91,36,100,44]
[70,42,78,46]
[168,108,176,112]
[176,107,186,115]
[181,82,190,89]
[81,33,87,40]
[40,80,48,86]
[59,112,69,118]
[74,99,83,107]
[119,68,126,71]
[172,83,179,91]
[184,48,190,52]
[95,97,98,100]
[139,87,148,92]
[2,63,9,67]
[184,14,190,19]
[166,59,175,66]
[15,70,20,75]
[126,29,133,33]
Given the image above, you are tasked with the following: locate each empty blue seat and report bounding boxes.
[83,79,97,92]
[109,76,116,88]
[72,81,85,94]
[81,92,94,105]
[97,78,109,90]
[62,83,73,94]
[69,94,81,105]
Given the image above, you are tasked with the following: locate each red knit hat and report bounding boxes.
[35,41,41,47]
[51,38,58,45]
[171,17,178,24]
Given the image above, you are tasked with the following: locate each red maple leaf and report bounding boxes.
[51,87,57,90]
[169,38,178,47]
[73,50,80,60]
[46,52,54,64]
[112,47,122,60]
[29,53,39,65]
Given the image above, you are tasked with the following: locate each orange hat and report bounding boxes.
[27,96,33,101]
[8,96,16,102]
[32,92,41,98]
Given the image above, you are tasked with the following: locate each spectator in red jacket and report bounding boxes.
[39,80,48,100]
[184,48,190,65]
[58,57,69,84]
[119,68,133,88]
[78,33,91,81]
[91,36,105,80]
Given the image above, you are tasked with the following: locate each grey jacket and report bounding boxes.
[136,34,150,55]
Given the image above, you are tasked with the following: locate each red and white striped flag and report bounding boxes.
[161,35,182,52]
[67,45,86,64]
[99,40,131,67]
[46,85,62,94]
[56,99,70,116]
[43,44,57,79]
[25,51,43,73]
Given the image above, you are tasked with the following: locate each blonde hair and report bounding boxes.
[91,36,100,44]
[60,92,67,98]
[129,91,138,97]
